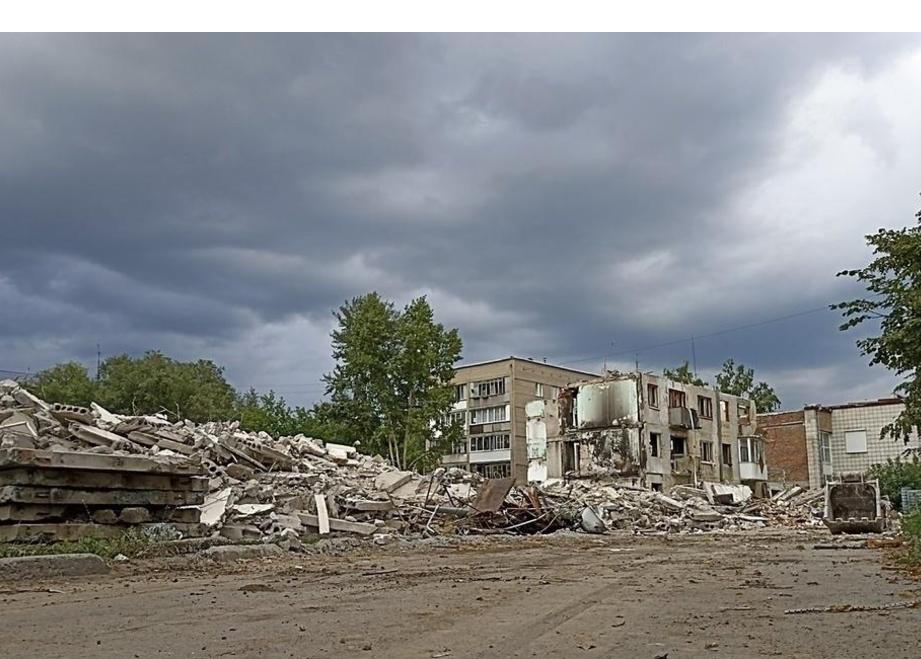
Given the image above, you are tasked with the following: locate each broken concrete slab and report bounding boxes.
[314,493,330,535]
[201,543,284,562]
[297,513,376,536]
[373,470,414,493]
[0,553,109,580]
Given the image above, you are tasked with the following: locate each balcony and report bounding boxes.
[668,406,701,430]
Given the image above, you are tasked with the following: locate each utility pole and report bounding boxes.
[96,343,101,382]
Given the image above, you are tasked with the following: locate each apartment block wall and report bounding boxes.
[559,371,763,490]
[446,357,596,482]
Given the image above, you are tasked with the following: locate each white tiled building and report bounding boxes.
[826,399,921,475]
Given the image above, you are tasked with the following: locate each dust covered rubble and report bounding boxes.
[0,379,825,549]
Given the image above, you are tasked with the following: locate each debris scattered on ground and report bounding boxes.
[784,599,921,615]
[0,379,844,549]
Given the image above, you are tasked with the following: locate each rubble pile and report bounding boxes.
[537,479,825,534]
[1,379,826,547]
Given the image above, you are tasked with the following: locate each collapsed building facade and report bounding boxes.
[527,371,768,495]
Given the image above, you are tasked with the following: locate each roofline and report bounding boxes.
[454,355,599,378]
[815,397,904,411]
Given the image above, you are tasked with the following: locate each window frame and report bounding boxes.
[700,440,714,463]
[844,429,868,454]
[697,395,713,419]
[647,383,659,408]
[649,431,661,458]
[668,388,687,408]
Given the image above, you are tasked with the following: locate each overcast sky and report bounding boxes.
[2,33,921,408]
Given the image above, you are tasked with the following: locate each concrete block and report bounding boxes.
[118,507,151,524]
[0,553,109,580]
[374,470,413,493]
[92,509,119,525]
[201,543,284,562]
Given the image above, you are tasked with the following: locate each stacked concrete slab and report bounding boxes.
[0,447,206,541]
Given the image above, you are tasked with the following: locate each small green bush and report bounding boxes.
[868,455,921,510]
[903,510,921,565]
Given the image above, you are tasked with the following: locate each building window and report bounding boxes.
[534,382,544,398]
[845,429,868,454]
[472,377,506,398]
[454,384,467,402]
[697,395,713,419]
[451,439,467,454]
[649,432,661,457]
[470,405,508,425]
[647,383,659,408]
[670,435,687,456]
[739,437,764,464]
[737,401,750,421]
[444,410,466,427]
[470,433,511,452]
[819,431,832,463]
[720,400,730,421]
[700,441,714,463]
[721,443,733,465]
[471,462,511,478]
[668,389,687,408]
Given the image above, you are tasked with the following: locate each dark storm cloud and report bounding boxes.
[1,33,919,405]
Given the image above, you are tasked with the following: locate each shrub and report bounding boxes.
[903,510,921,565]
[868,455,921,510]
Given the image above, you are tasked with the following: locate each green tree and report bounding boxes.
[97,351,237,422]
[26,362,98,407]
[663,361,707,386]
[236,388,331,438]
[714,358,781,413]
[322,292,463,471]
[834,206,921,442]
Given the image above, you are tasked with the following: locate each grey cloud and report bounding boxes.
[1,33,919,406]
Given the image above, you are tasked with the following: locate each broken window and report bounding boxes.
[819,431,832,463]
[470,433,511,452]
[473,378,506,397]
[668,389,687,408]
[472,462,511,478]
[647,383,659,408]
[721,443,733,465]
[670,435,687,456]
[739,439,750,463]
[697,395,713,418]
[737,401,750,421]
[720,400,730,421]
[738,437,763,463]
[700,441,714,463]
[649,432,661,457]
[651,482,663,492]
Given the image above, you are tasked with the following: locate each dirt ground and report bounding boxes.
[1,529,919,659]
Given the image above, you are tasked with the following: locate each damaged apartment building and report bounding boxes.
[440,357,597,482]
[526,371,768,495]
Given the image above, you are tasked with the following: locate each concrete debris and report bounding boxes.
[0,379,832,549]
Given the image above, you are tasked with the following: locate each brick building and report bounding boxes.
[758,398,920,492]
